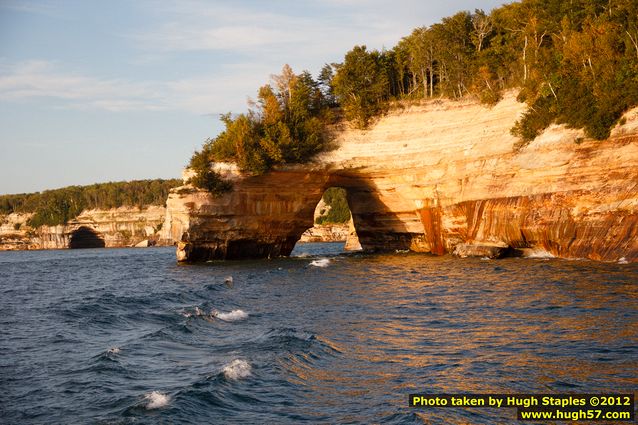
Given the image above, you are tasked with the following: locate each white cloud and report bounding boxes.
[0,59,268,114]
[0,0,510,115]
[130,0,392,58]
[132,0,507,56]
[0,60,161,111]
[136,22,297,52]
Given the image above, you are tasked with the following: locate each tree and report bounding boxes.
[332,45,389,127]
[396,27,434,99]
[190,65,332,179]
[471,9,493,52]
[318,63,338,106]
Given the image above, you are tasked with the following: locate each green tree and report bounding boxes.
[316,187,350,224]
[332,45,389,127]
[189,64,333,181]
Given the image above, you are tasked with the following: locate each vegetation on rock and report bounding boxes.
[328,0,638,141]
[0,179,181,227]
[189,64,334,184]
[315,188,351,224]
[191,0,638,182]
[187,151,233,195]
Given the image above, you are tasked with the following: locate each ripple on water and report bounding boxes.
[0,246,636,424]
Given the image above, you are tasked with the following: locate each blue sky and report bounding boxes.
[0,0,507,194]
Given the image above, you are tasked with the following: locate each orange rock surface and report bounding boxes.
[165,92,638,262]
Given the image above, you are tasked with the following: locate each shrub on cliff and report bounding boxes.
[189,65,333,178]
[187,150,232,195]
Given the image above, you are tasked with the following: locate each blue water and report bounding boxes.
[1,244,636,424]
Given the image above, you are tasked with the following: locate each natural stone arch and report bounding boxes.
[166,92,638,263]
[69,226,106,249]
[168,166,431,261]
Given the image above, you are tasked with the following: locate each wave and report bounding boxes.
[145,391,170,409]
[182,306,207,318]
[222,359,251,380]
[618,257,629,264]
[212,309,248,322]
[310,258,330,267]
[523,248,556,259]
[256,328,342,358]
[91,346,122,363]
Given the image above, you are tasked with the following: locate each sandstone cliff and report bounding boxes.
[0,206,170,250]
[297,197,361,247]
[298,223,347,243]
[165,92,638,262]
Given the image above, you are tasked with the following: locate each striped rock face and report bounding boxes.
[165,92,638,263]
[1,206,168,250]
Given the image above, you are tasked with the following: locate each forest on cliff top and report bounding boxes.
[189,0,638,190]
[0,179,182,227]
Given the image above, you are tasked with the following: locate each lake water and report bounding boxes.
[1,244,636,424]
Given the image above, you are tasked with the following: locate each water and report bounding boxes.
[1,244,636,424]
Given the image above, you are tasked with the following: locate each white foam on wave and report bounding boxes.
[145,391,170,409]
[212,309,248,322]
[222,359,251,380]
[107,346,120,354]
[310,258,330,267]
[618,257,629,264]
[522,248,556,259]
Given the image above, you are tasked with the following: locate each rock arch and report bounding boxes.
[165,93,638,263]
[167,167,430,262]
[69,226,106,249]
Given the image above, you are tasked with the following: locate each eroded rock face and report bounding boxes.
[166,92,638,263]
[453,242,515,259]
[166,168,331,261]
[299,223,349,243]
[0,206,169,250]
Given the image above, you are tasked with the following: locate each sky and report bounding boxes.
[0,0,507,195]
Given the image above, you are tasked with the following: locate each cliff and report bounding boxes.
[297,197,360,246]
[0,206,170,250]
[165,92,638,262]
[299,222,349,243]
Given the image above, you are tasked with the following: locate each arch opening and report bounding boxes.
[69,226,106,249]
[293,187,361,255]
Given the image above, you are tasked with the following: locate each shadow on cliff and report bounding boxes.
[327,171,425,253]
[69,226,106,249]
